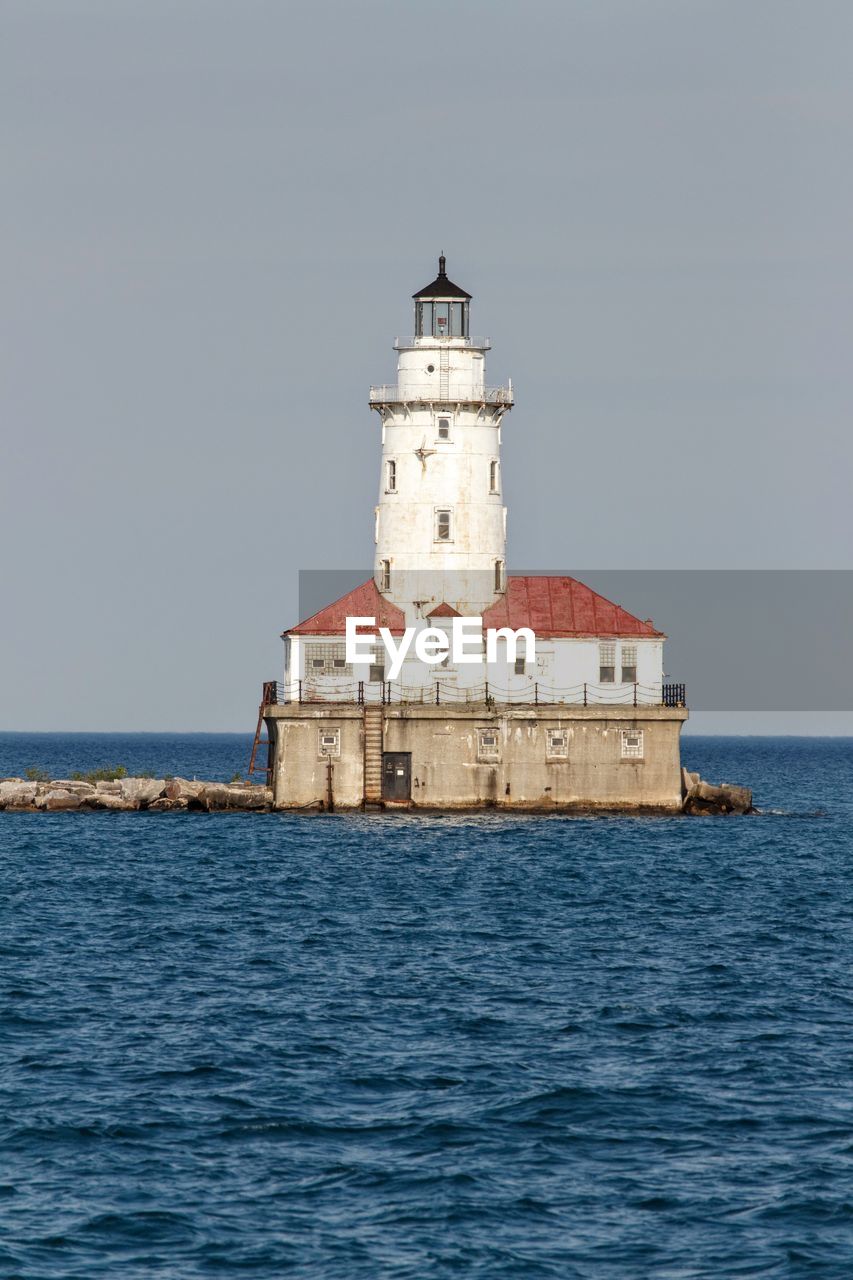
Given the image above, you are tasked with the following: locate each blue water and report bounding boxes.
[1,736,853,1278]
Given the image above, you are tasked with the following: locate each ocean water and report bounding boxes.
[1,735,852,1278]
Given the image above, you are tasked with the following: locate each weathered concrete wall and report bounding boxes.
[266,704,688,812]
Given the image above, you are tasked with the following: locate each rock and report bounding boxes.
[148,796,185,811]
[89,793,136,811]
[0,781,38,808]
[117,778,166,808]
[198,784,273,811]
[683,776,753,815]
[39,788,82,811]
[681,767,700,796]
[94,781,123,795]
[164,778,205,804]
[50,780,96,798]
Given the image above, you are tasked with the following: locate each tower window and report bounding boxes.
[437,417,450,440]
[599,642,616,683]
[494,559,504,592]
[386,459,396,492]
[489,460,499,493]
[435,509,452,542]
[621,644,637,683]
[380,559,391,591]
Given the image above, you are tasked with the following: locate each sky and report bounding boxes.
[2,0,851,733]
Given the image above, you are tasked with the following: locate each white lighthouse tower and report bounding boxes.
[369,255,513,623]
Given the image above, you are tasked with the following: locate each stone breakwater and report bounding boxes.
[0,772,753,814]
[0,777,273,812]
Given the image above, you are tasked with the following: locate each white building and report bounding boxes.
[282,257,671,710]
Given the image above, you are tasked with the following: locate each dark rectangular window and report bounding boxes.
[436,509,452,541]
[599,642,616,683]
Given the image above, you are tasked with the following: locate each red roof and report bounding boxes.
[283,579,406,637]
[427,602,462,618]
[482,576,664,638]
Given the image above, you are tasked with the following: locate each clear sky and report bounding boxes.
[2,0,851,732]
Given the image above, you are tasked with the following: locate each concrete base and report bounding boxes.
[264,703,689,813]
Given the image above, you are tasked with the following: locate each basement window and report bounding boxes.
[546,729,569,759]
[369,664,385,683]
[318,729,341,758]
[621,729,644,760]
[599,642,616,683]
[621,644,637,684]
[386,459,397,491]
[435,509,453,542]
[477,728,500,762]
[514,656,526,675]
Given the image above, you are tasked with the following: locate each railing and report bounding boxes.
[393,336,491,350]
[368,384,513,406]
[262,680,687,709]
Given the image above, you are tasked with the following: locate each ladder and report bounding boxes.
[439,346,450,400]
[363,705,383,805]
[248,680,276,783]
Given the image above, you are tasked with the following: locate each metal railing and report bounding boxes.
[368,384,513,406]
[262,680,687,709]
[393,336,491,350]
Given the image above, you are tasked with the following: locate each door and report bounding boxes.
[382,752,412,802]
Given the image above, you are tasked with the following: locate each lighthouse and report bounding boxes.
[263,257,688,812]
[370,255,513,621]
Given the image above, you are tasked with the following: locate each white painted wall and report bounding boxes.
[372,334,510,620]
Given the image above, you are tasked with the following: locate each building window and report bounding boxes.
[437,416,451,440]
[369,663,385,683]
[494,560,504,592]
[546,729,569,759]
[514,656,526,675]
[621,644,637,683]
[386,459,396,491]
[435,508,453,542]
[380,559,391,591]
[489,460,499,493]
[477,728,500,761]
[305,643,348,675]
[318,728,341,758]
[599,642,616,683]
[621,729,644,759]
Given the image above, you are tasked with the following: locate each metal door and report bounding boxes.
[382,752,411,802]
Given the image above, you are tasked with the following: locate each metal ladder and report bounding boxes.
[363,705,383,805]
[439,347,450,400]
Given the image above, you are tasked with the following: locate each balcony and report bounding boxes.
[393,336,491,351]
[368,384,514,407]
[263,680,687,708]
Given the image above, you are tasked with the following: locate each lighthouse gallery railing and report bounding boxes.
[368,384,513,405]
[261,681,687,709]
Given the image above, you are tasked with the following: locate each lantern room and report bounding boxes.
[413,254,472,339]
